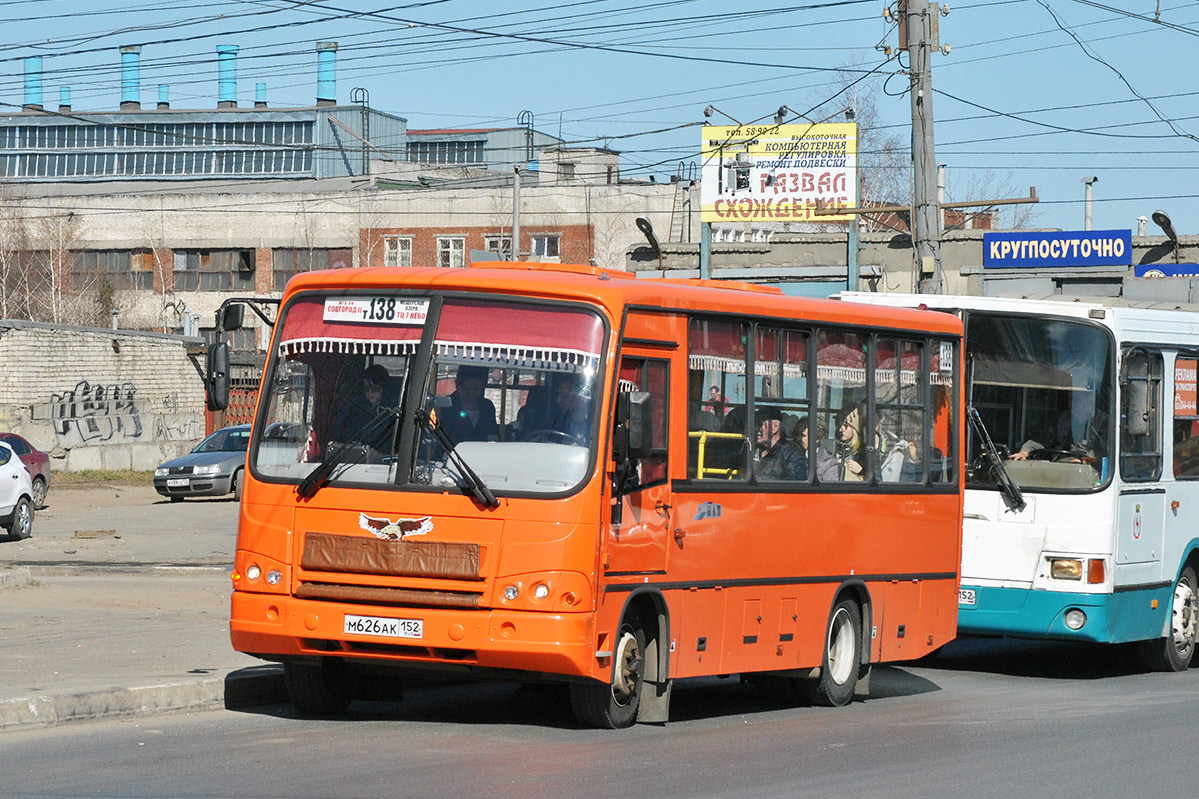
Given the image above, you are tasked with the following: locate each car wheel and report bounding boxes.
[31,477,47,509]
[233,469,244,502]
[6,496,32,540]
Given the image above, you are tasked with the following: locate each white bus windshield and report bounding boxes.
[967,313,1113,492]
[253,294,606,496]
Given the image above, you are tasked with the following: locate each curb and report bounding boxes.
[0,665,287,733]
[0,566,32,590]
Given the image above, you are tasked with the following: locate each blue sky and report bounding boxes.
[1,0,1196,235]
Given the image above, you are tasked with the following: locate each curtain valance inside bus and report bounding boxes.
[433,300,602,371]
[278,297,423,357]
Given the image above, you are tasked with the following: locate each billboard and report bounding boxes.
[982,230,1132,268]
[700,122,857,223]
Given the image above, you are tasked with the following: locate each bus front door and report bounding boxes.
[606,356,671,577]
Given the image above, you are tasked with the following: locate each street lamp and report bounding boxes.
[636,216,662,271]
[1152,209,1181,263]
[703,105,742,126]
[1081,176,1098,231]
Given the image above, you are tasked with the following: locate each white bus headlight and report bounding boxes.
[1050,559,1083,580]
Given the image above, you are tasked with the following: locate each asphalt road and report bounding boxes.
[1,636,1196,799]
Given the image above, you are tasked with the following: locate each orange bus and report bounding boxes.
[215,263,963,728]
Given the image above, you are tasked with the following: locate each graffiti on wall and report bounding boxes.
[51,380,145,445]
[155,414,204,442]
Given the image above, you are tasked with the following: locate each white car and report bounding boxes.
[0,440,34,539]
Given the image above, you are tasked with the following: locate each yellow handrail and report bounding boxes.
[688,430,744,479]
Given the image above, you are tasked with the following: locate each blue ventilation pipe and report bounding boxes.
[23,56,43,109]
[255,82,267,107]
[58,87,71,112]
[316,42,337,105]
[120,45,141,109]
[157,84,169,109]
[217,44,238,107]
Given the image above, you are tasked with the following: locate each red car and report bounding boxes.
[0,433,50,508]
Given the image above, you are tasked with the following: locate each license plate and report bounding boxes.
[166,478,189,487]
[959,588,977,606]
[344,614,422,639]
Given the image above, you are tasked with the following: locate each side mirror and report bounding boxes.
[206,341,231,411]
[218,303,244,332]
[615,391,653,462]
[1125,381,1150,438]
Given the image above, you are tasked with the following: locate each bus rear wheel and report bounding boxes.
[1142,566,1198,672]
[800,598,862,707]
[570,619,645,729]
[284,658,355,715]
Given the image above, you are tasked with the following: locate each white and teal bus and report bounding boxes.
[842,292,1198,671]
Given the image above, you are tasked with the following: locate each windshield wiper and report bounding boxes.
[296,440,369,499]
[415,409,499,508]
[296,406,402,499]
[967,406,1026,513]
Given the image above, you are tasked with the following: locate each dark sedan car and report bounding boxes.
[154,425,250,502]
[0,433,51,509]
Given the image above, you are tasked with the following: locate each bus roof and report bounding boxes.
[283,264,962,336]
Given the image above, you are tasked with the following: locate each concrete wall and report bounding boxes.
[0,321,205,472]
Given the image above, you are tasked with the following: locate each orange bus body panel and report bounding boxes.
[230,264,963,690]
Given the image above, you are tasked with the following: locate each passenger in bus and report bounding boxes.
[332,364,395,451]
[796,414,838,482]
[755,407,805,481]
[835,402,868,481]
[511,385,551,440]
[440,365,499,443]
[547,375,592,442]
[1008,387,1106,462]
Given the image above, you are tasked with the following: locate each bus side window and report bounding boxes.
[688,318,748,480]
[1121,349,1163,481]
[1172,355,1199,478]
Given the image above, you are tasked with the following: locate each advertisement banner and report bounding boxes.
[700,123,857,223]
[983,230,1132,268]
[1176,359,1198,417]
[1134,264,1199,277]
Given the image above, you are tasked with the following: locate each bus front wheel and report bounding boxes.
[800,598,862,707]
[570,618,646,729]
[284,658,355,715]
[1141,565,1198,672]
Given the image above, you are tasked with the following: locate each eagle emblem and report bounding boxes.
[358,513,432,541]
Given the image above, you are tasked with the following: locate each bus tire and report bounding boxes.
[284,658,354,715]
[1141,565,1198,672]
[570,617,646,729]
[800,598,862,707]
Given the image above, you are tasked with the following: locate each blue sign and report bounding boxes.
[1134,264,1199,277]
[983,230,1132,269]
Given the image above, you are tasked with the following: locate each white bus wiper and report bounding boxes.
[415,408,499,509]
[967,406,1026,513]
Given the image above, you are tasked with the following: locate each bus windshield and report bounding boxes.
[253,293,606,496]
[967,312,1113,492]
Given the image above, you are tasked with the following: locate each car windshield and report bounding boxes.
[253,293,606,496]
[967,313,1113,492]
[193,428,250,453]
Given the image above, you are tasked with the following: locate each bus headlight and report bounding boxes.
[503,584,520,601]
[1064,609,1087,630]
[1050,559,1083,580]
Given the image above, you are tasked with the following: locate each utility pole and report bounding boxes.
[512,166,522,261]
[902,0,943,294]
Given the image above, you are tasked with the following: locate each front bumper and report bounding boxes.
[957,583,1172,643]
[154,472,234,498]
[230,590,596,678]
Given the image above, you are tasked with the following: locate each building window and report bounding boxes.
[384,237,412,267]
[71,250,155,290]
[559,161,576,181]
[437,237,465,268]
[484,235,512,259]
[530,234,560,261]
[174,249,256,291]
[406,140,484,165]
[273,248,352,291]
